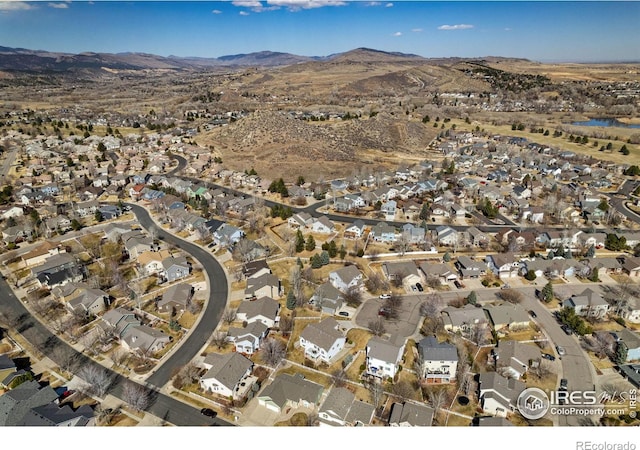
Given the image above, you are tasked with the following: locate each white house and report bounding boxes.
[199,352,254,399]
[365,336,406,380]
[299,318,346,364]
[328,265,363,292]
[563,288,610,320]
[417,336,458,384]
[478,372,526,418]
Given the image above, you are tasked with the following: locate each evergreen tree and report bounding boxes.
[541,282,554,303]
[614,342,628,365]
[339,245,347,260]
[419,203,430,221]
[295,230,305,253]
[296,257,303,268]
[467,291,478,305]
[311,253,323,269]
[443,252,451,262]
[320,251,330,266]
[286,290,296,310]
[585,244,596,258]
[328,240,338,258]
[305,235,316,252]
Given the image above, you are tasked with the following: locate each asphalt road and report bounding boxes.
[0,276,227,426]
[126,204,229,389]
[0,201,232,426]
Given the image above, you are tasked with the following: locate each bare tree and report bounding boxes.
[367,380,385,412]
[469,320,490,346]
[420,292,445,319]
[95,404,120,426]
[211,330,228,349]
[395,234,411,256]
[78,365,113,398]
[121,382,151,411]
[232,238,258,264]
[496,288,523,304]
[290,265,304,307]
[278,314,293,336]
[368,318,387,336]
[222,308,237,325]
[331,368,348,387]
[343,285,363,307]
[391,380,414,401]
[365,271,389,294]
[260,337,286,367]
[425,387,448,420]
[383,294,403,320]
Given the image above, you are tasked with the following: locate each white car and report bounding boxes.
[379,294,391,300]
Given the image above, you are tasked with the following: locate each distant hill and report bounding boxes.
[0,46,323,72]
[0,46,435,73]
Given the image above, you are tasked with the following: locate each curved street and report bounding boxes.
[0,199,232,426]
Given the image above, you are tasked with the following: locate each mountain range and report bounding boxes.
[0,46,428,72]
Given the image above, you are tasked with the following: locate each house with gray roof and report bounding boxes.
[123,233,155,259]
[419,262,458,284]
[344,220,366,239]
[388,401,434,426]
[299,317,346,363]
[563,288,609,320]
[161,256,191,283]
[381,261,422,288]
[369,222,397,243]
[365,335,406,380]
[0,380,93,426]
[478,372,526,417]
[310,282,344,316]
[227,321,269,355]
[213,223,245,247]
[236,296,280,328]
[617,328,640,362]
[318,386,375,427]
[66,286,110,315]
[121,324,172,355]
[492,340,542,380]
[328,265,363,292]
[0,355,17,389]
[245,273,281,299]
[258,373,324,414]
[456,256,486,279]
[200,352,254,399]
[484,303,531,332]
[441,304,488,334]
[102,307,139,338]
[418,336,458,383]
[158,282,193,313]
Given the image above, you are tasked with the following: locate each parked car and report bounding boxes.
[379,293,391,300]
[337,311,349,317]
[207,242,216,248]
[415,283,423,292]
[378,307,390,317]
[454,280,463,289]
[556,345,566,357]
[200,408,217,418]
[561,325,573,336]
[542,353,556,361]
[501,284,511,290]
[528,310,537,318]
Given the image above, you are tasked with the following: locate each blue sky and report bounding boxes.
[0,1,638,62]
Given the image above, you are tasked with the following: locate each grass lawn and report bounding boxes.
[445,413,473,426]
[178,309,199,329]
